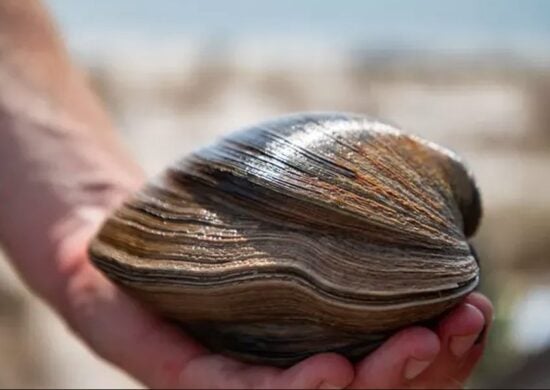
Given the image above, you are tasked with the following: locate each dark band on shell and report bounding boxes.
[90,112,481,366]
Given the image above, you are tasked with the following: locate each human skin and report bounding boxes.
[0,1,493,388]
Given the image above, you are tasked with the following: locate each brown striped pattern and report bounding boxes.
[89,112,481,366]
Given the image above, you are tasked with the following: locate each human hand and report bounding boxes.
[55,209,491,389]
[0,1,492,387]
[348,292,492,389]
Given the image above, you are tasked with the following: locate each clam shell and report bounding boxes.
[90,112,481,366]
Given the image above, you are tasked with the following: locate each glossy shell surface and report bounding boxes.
[90,112,481,366]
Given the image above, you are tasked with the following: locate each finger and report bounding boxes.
[452,341,485,387]
[349,326,440,389]
[181,352,354,389]
[414,302,486,389]
[464,292,494,339]
[438,303,486,358]
[271,353,354,389]
[454,293,494,383]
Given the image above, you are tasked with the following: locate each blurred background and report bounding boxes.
[1,0,550,388]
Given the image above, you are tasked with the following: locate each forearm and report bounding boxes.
[0,0,142,306]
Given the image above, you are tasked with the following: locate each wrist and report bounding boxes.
[0,88,144,327]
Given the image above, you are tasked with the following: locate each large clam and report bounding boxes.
[89,112,481,367]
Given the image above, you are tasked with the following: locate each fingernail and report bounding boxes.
[450,334,479,357]
[318,382,342,389]
[404,358,432,380]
